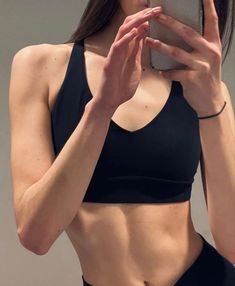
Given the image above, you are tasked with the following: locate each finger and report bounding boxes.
[113,8,151,42]
[114,21,148,57]
[161,69,192,84]
[125,37,143,75]
[115,7,162,42]
[128,37,141,64]
[154,13,209,53]
[136,39,144,64]
[203,0,220,43]
[128,26,148,62]
[145,37,198,69]
[108,27,139,68]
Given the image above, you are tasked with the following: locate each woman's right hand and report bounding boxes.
[93,6,163,114]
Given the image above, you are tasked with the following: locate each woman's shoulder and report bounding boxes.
[12,42,75,75]
[10,41,76,114]
[10,42,77,102]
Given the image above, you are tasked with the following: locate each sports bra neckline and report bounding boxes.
[75,38,176,135]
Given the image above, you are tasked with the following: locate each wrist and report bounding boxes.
[85,97,117,121]
[196,96,226,118]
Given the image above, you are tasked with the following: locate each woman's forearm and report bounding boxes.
[199,85,235,263]
[18,97,115,255]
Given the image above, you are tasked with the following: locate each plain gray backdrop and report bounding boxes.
[0,1,234,285]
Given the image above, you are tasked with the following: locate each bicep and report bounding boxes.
[9,45,55,221]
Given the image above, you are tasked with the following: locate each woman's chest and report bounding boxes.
[84,52,176,133]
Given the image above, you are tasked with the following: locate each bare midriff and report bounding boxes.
[65,201,204,286]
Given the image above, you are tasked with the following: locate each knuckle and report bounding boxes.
[210,13,219,23]
[209,47,221,60]
[103,62,110,72]
[119,25,126,34]
[103,61,115,75]
[124,16,132,23]
[182,25,194,37]
[200,62,210,72]
[167,16,174,25]
[218,40,223,51]
[113,43,122,52]
[171,48,180,57]
[186,72,195,81]
[206,14,218,25]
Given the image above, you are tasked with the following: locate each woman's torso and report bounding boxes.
[47,37,203,286]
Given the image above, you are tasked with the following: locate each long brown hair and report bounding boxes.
[64,0,234,64]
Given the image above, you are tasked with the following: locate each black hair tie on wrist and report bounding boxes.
[197,101,227,119]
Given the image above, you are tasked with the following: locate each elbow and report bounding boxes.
[17,224,52,256]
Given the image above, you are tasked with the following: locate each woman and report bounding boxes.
[9,0,235,285]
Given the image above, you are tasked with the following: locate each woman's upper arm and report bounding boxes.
[9,44,55,218]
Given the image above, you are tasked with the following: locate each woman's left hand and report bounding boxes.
[144,0,225,117]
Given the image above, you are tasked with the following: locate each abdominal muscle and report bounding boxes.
[65,201,204,286]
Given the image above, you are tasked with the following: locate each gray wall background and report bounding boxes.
[0,1,234,285]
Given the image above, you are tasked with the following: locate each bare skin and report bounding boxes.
[10,2,204,286]
[10,1,234,284]
[47,33,204,286]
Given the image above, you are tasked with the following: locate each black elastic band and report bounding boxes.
[198,101,227,119]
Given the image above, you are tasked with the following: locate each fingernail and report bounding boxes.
[153,6,162,12]
[145,37,152,43]
[144,23,149,32]
[144,10,153,16]
[144,7,161,16]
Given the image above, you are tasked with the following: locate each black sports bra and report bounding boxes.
[50,38,202,203]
